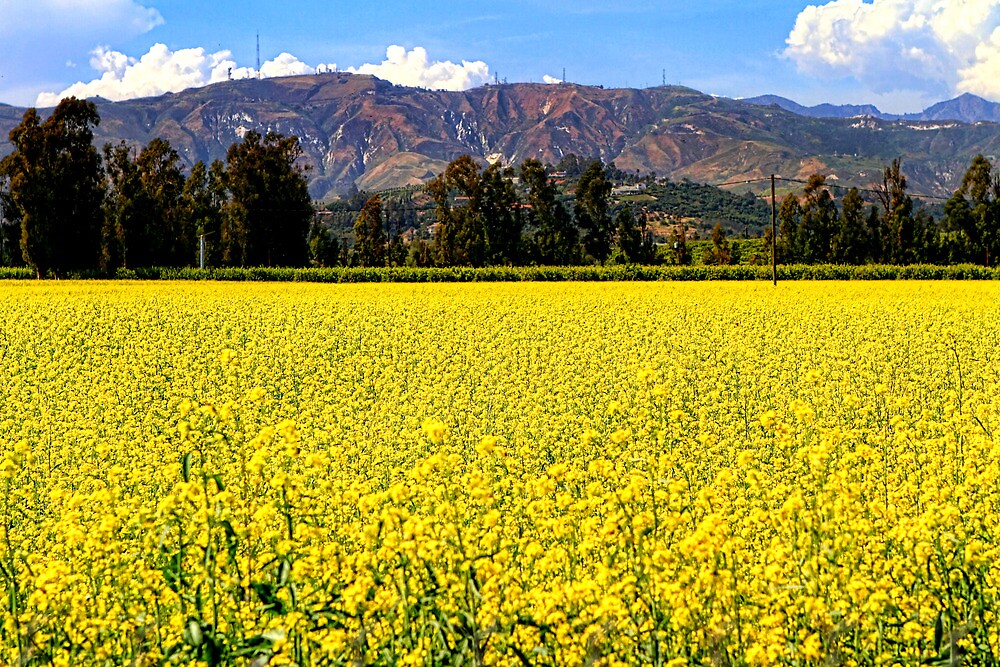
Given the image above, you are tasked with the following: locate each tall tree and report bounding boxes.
[353,194,387,267]
[520,158,578,265]
[670,223,691,266]
[0,98,104,277]
[181,160,228,268]
[616,206,640,262]
[428,155,487,267]
[775,194,803,263]
[703,222,732,265]
[384,194,415,266]
[616,205,655,264]
[102,138,189,270]
[832,187,869,264]
[875,158,915,264]
[137,138,188,266]
[101,141,141,271]
[0,175,23,267]
[479,163,522,264]
[800,174,837,262]
[308,216,340,267]
[945,154,1000,265]
[222,131,312,267]
[575,161,614,263]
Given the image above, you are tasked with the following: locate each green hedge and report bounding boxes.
[119,264,1000,281]
[2,264,998,282]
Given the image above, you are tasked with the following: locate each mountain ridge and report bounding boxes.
[741,91,1000,124]
[3,74,1000,199]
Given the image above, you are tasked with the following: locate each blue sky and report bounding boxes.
[3,0,1000,113]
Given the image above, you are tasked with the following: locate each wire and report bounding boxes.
[712,175,951,202]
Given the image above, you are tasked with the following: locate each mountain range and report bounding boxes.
[3,74,1000,200]
[741,92,1000,124]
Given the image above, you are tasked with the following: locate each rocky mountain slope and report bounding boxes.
[3,74,1000,200]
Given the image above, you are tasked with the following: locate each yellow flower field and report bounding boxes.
[0,280,999,666]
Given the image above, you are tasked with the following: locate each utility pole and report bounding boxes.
[198,232,215,270]
[771,174,777,286]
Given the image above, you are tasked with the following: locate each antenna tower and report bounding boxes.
[562,67,566,83]
[662,69,666,86]
[256,33,261,79]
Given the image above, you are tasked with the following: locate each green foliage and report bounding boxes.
[182,160,227,268]
[307,218,339,268]
[575,161,614,262]
[222,131,312,267]
[702,223,732,265]
[1,98,105,277]
[352,194,387,267]
[644,180,771,233]
[479,163,522,264]
[876,158,919,264]
[520,158,578,265]
[428,155,487,266]
[25,263,993,282]
[941,154,1000,266]
[831,187,871,264]
[615,206,655,264]
[102,138,190,271]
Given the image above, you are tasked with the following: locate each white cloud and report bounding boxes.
[36,43,490,106]
[347,46,490,91]
[0,0,163,106]
[37,44,239,106]
[542,75,563,84]
[785,0,1000,100]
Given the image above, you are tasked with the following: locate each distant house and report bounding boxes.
[612,183,647,196]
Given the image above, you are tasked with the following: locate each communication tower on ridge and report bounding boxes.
[256,33,261,79]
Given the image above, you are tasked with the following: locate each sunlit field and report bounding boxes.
[1,280,999,666]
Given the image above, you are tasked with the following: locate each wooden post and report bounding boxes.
[771,174,777,286]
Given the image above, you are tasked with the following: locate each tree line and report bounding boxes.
[0,98,312,278]
[3,97,1000,275]
[351,156,659,268]
[771,158,1000,266]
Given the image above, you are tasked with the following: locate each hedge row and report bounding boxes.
[2,264,999,282]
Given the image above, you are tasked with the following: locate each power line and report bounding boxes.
[711,175,951,202]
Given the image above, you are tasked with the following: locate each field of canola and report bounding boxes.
[1,280,999,666]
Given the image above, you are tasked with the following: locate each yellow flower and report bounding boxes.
[476,435,497,455]
[609,429,629,444]
[421,417,447,444]
[801,632,822,660]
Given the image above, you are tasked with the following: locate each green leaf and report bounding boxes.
[934,613,943,654]
[183,618,203,647]
[251,581,284,614]
[277,558,291,586]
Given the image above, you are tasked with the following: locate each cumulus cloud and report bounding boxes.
[37,43,490,106]
[1,0,164,105]
[37,44,239,106]
[542,75,563,84]
[785,0,1000,100]
[347,46,490,91]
